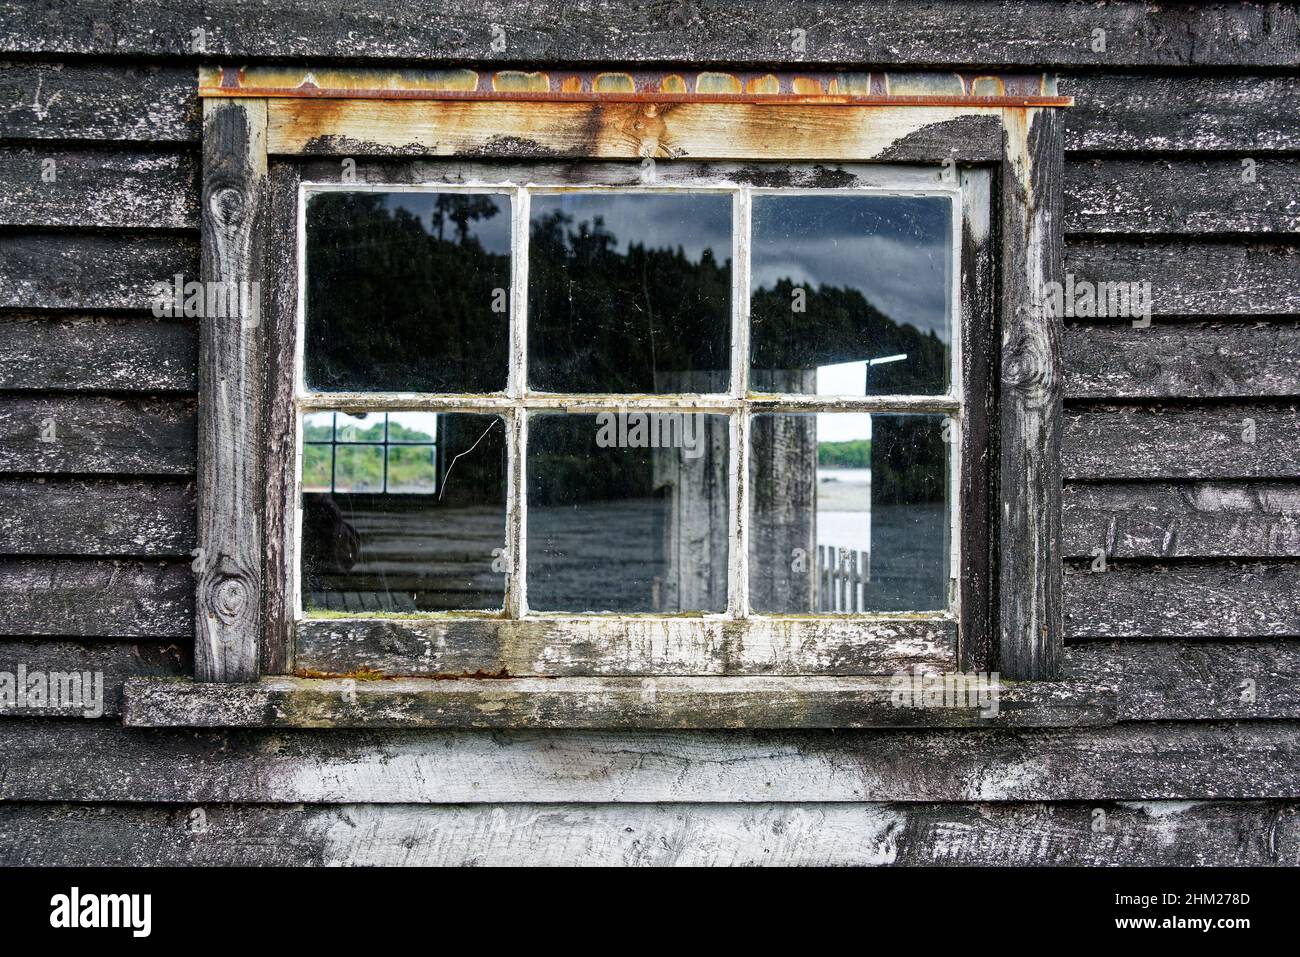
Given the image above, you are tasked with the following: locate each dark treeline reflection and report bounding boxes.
[528,194,732,394]
[305,191,512,394]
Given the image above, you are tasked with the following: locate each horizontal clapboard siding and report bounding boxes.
[1061,74,1300,153]
[1064,407,1300,480]
[1065,158,1300,235]
[0,478,193,555]
[0,147,197,228]
[0,395,195,474]
[3,719,1299,802]
[0,313,197,392]
[1064,322,1300,400]
[0,559,192,637]
[0,61,197,141]
[1,1,1294,66]
[1064,482,1300,559]
[2,0,1299,868]
[1064,240,1299,315]
[0,639,191,716]
[1,800,1295,866]
[0,232,197,310]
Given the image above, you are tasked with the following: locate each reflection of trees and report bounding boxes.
[306,193,510,393]
[751,278,948,394]
[528,210,731,393]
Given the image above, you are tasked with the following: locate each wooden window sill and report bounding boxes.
[120,676,1117,730]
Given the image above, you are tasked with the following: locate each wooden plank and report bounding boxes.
[1065,158,1300,234]
[0,147,197,228]
[1064,322,1300,400]
[122,675,1113,730]
[195,98,266,682]
[0,639,191,717]
[0,313,196,393]
[958,166,996,672]
[2,799,1296,866]
[2,1,1294,66]
[0,61,197,142]
[4,719,1300,803]
[0,559,192,637]
[0,478,194,556]
[1065,562,1300,639]
[268,98,1003,161]
[1062,74,1300,153]
[1064,407,1300,480]
[1064,482,1300,559]
[1065,240,1299,316]
[295,616,955,677]
[0,395,195,475]
[0,232,197,310]
[1067,641,1300,721]
[261,162,299,675]
[998,106,1064,680]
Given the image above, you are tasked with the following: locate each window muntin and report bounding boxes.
[294,178,961,622]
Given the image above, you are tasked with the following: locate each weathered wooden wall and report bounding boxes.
[1,0,1298,865]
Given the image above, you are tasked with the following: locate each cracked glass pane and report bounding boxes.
[300,410,508,613]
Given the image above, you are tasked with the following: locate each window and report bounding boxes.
[126,66,1090,730]
[289,172,970,670]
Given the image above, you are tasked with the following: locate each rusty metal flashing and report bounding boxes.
[198,66,1072,107]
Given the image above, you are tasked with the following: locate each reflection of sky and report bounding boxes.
[751,195,951,341]
[530,193,732,263]
[816,412,871,444]
[380,192,512,255]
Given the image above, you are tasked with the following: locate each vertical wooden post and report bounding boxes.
[998,107,1065,680]
[196,98,268,681]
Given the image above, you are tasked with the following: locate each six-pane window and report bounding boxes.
[296,183,958,621]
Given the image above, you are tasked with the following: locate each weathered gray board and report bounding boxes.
[1,0,1299,865]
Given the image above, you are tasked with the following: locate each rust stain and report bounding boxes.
[201,66,1072,108]
[594,72,636,93]
[493,70,550,93]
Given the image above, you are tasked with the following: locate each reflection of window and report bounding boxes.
[297,181,958,623]
[301,411,438,494]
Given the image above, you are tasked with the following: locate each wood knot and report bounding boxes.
[1003,325,1056,408]
[210,574,253,624]
[208,185,247,228]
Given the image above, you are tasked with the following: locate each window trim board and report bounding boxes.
[195,84,1066,715]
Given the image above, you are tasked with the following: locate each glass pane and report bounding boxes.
[301,411,508,613]
[333,445,384,493]
[304,191,512,393]
[527,411,730,612]
[748,412,949,613]
[528,193,732,394]
[301,444,332,493]
[386,445,436,494]
[749,195,953,396]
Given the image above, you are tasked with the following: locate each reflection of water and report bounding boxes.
[817,468,871,551]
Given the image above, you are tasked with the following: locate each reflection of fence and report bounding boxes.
[817,545,871,612]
